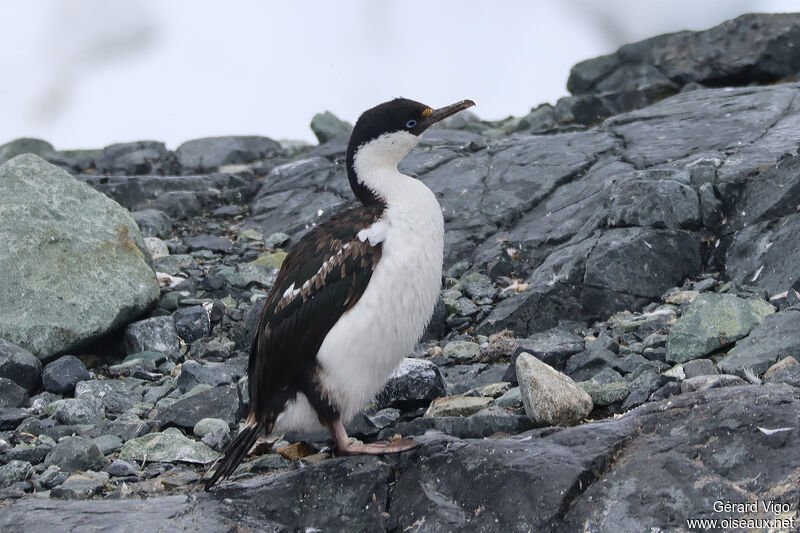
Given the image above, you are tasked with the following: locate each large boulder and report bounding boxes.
[0,155,159,360]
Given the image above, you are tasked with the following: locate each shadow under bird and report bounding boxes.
[204,97,475,489]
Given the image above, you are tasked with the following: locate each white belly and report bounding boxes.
[271,177,444,434]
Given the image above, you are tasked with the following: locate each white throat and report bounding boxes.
[352,131,420,204]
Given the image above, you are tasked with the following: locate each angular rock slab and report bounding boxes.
[0,154,159,360]
[665,293,774,363]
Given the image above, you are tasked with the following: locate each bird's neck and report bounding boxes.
[347,131,420,207]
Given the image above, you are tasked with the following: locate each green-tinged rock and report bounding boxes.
[0,460,32,489]
[717,308,800,377]
[578,381,629,406]
[310,111,353,144]
[0,155,159,360]
[0,138,55,165]
[264,232,290,248]
[214,263,278,289]
[237,228,264,242]
[154,254,196,275]
[424,395,493,418]
[442,340,481,362]
[494,386,523,409]
[665,294,774,363]
[249,252,287,269]
[119,427,220,465]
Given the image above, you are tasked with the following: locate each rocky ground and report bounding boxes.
[1,13,799,532]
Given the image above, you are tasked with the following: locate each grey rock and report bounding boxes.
[0,460,32,489]
[578,381,629,406]
[201,427,232,451]
[368,408,400,429]
[516,352,593,426]
[0,138,55,165]
[379,409,535,441]
[310,111,353,143]
[0,155,159,360]
[0,408,28,430]
[439,364,509,395]
[505,329,585,383]
[211,263,277,289]
[173,306,211,343]
[53,397,104,425]
[176,360,235,393]
[0,339,41,392]
[123,316,181,359]
[682,358,717,378]
[118,427,219,465]
[50,471,109,500]
[568,14,800,118]
[131,209,173,239]
[724,214,800,297]
[0,378,28,408]
[157,384,242,429]
[649,382,682,402]
[424,395,493,418]
[44,436,107,473]
[193,418,229,438]
[176,136,281,173]
[104,459,138,477]
[565,348,619,382]
[183,234,234,253]
[441,340,480,362]
[74,378,145,413]
[454,272,494,299]
[3,444,51,465]
[97,141,169,175]
[516,104,556,132]
[149,191,203,219]
[87,415,156,443]
[41,355,90,394]
[681,374,746,393]
[35,464,70,490]
[374,358,446,409]
[605,174,700,230]
[494,386,523,409]
[717,308,800,377]
[154,253,196,276]
[763,364,800,388]
[92,434,123,455]
[665,294,774,363]
[621,370,669,411]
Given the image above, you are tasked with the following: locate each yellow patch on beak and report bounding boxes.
[421,108,433,117]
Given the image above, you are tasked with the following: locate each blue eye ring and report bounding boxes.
[406,119,417,128]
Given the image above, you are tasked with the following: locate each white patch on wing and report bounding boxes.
[281,282,296,299]
[357,220,389,246]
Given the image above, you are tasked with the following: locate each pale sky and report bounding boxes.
[0,1,796,149]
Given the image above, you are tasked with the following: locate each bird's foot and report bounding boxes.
[336,437,419,456]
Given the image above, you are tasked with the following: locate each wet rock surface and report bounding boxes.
[1,13,799,531]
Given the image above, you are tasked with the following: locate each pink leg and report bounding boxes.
[329,418,419,455]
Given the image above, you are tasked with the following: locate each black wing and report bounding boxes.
[247,204,385,425]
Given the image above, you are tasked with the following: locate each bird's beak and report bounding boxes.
[419,99,476,130]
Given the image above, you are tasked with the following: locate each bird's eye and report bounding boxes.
[406,119,417,128]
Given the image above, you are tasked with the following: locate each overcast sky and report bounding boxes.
[0,1,796,149]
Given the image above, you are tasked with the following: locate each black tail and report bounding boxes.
[204,422,262,490]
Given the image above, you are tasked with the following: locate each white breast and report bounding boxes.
[271,132,444,434]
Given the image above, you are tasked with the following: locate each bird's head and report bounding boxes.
[346,98,475,205]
